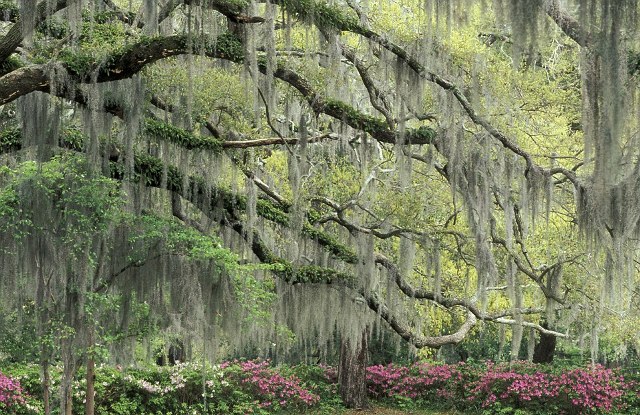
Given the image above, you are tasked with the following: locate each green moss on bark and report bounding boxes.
[302,224,358,263]
[279,0,360,31]
[323,99,390,136]
[144,119,223,153]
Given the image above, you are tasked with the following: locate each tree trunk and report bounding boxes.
[42,357,51,415]
[338,328,369,409]
[36,244,52,415]
[532,322,557,363]
[61,361,75,415]
[85,357,95,415]
[61,280,79,415]
[85,324,95,415]
[65,390,73,415]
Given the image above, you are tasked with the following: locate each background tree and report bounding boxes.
[1,0,640,412]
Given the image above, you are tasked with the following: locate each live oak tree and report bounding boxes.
[1,0,640,412]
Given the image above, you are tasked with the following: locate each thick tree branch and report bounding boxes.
[366,295,477,348]
[273,0,582,187]
[543,0,590,47]
[0,32,436,145]
[496,317,568,338]
[157,0,265,27]
[223,133,337,148]
[0,0,72,64]
[1,124,567,339]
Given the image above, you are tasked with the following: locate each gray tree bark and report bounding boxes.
[338,328,369,409]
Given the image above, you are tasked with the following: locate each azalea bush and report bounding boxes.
[79,360,320,414]
[3,360,320,415]
[222,359,320,412]
[360,360,640,414]
[0,370,25,410]
[2,360,639,414]
[0,370,40,414]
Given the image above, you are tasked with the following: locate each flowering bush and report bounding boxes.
[3,360,638,414]
[0,370,40,414]
[465,362,633,414]
[366,362,461,402]
[223,359,320,412]
[77,360,319,415]
[333,361,638,414]
[0,371,26,408]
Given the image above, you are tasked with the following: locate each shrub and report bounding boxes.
[0,370,40,414]
[222,359,320,413]
[322,361,637,414]
[3,360,638,414]
[0,370,26,407]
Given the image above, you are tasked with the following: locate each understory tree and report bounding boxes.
[1,0,640,412]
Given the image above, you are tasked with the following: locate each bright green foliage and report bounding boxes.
[0,154,123,247]
[127,213,238,266]
[0,128,22,153]
[144,44,250,132]
[57,17,130,75]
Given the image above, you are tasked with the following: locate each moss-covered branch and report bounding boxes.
[0,0,70,64]
[277,0,360,31]
[226,220,354,285]
[0,31,436,145]
[1,127,551,346]
[144,119,224,152]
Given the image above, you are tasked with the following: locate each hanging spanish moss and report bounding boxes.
[143,0,158,35]
[244,175,257,250]
[16,92,59,161]
[461,140,498,306]
[506,259,523,363]
[526,327,535,361]
[573,1,640,310]
[424,0,452,38]
[398,236,416,293]
[17,0,37,43]
[262,1,278,113]
[357,232,377,293]
[243,0,261,126]
[5,3,640,412]
[507,0,543,66]
[394,59,412,190]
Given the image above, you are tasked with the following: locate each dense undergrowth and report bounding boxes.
[1,360,639,414]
